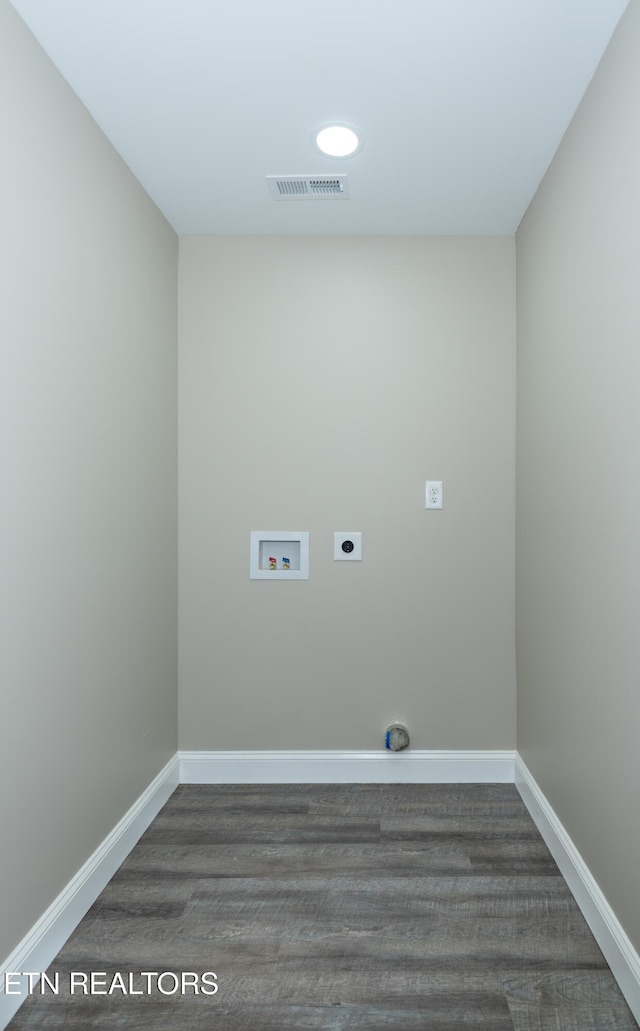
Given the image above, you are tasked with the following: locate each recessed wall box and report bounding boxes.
[250,531,309,580]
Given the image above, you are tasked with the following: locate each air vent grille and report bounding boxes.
[277,179,309,197]
[266,175,349,201]
[309,179,343,196]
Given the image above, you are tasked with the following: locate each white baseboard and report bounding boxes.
[179,749,516,784]
[0,755,179,1031]
[515,755,640,1025]
[4,750,638,1030]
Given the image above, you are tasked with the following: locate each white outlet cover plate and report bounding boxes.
[425,481,443,509]
[334,532,362,560]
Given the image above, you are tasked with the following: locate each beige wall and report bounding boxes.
[13,0,640,980]
[0,1,178,963]
[179,236,516,750]
[517,0,640,953]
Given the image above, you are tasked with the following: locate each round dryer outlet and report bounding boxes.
[334,532,362,560]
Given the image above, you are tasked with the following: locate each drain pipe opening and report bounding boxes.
[385,723,410,752]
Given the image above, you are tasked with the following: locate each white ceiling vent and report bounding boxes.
[266,175,349,201]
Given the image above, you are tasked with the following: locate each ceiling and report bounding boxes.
[10,0,629,236]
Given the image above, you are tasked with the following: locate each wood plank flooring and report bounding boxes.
[7,784,638,1030]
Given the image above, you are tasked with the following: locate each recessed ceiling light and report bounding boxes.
[314,124,361,158]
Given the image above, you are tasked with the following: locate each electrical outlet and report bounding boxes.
[425,481,443,509]
[334,532,362,560]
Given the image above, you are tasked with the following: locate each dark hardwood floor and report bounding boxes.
[7,784,638,1030]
